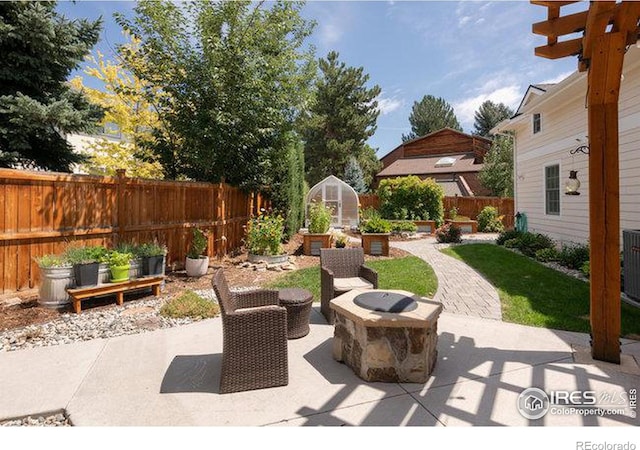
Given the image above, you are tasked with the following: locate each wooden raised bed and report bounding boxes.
[361,233,390,256]
[303,233,333,256]
[413,220,437,234]
[445,219,478,234]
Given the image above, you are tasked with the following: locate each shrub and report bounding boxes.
[558,244,590,270]
[245,211,284,256]
[504,238,520,248]
[360,207,380,222]
[187,228,208,259]
[378,175,444,224]
[515,232,555,257]
[361,215,392,233]
[496,229,522,246]
[448,206,458,220]
[308,201,332,234]
[477,206,505,233]
[160,290,220,319]
[581,261,590,278]
[435,223,462,243]
[391,220,418,233]
[535,247,559,262]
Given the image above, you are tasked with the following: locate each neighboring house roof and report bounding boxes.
[379,127,492,166]
[377,153,483,177]
[437,180,465,197]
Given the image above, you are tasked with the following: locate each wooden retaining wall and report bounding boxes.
[0,168,268,294]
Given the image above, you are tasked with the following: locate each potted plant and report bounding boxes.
[186,228,209,277]
[35,254,74,309]
[113,243,142,279]
[138,242,167,276]
[107,250,133,283]
[245,211,288,264]
[334,231,349,249]
[360,213,392,256]
[64,245,103,288]
[303,201,333,256]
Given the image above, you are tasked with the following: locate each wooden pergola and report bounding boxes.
[532,0,640,364]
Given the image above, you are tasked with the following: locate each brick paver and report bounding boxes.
[391,236,502,320]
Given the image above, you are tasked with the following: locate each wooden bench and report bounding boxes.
[67,276,165,314]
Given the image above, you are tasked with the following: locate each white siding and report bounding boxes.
[512,47,640,247]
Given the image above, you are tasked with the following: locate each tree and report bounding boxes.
[69,37,164,179]
[357,145,383,191]
[302,51,381,187]
[267,132,306,240]
[479,134,514,197]
[473,100,513,137]
[0,2,103,171]
[343,156,367,194]
[116,0,316,189]
[402,95,461,141]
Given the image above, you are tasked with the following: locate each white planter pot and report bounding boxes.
[185,256,209,277]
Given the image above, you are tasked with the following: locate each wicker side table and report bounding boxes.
[278,288,313,339]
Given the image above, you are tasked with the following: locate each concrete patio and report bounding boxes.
[1,306,638,427]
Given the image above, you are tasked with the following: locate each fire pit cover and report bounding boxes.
[353,291,418,313]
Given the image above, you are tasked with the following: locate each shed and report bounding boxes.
[306,175,359,229]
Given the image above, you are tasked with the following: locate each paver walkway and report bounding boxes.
[391,236,502,320]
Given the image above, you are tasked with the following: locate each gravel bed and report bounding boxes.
[0,287,255,353]
[1,412,70,427]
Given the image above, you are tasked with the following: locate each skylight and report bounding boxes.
[435,156,456,167]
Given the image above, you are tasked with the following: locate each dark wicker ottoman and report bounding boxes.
[278,288,313,339]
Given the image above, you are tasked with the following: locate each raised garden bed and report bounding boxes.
[302,233,332,256]
[445,219,478,234]
[361,233,390,256]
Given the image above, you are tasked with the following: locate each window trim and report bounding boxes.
[533,113,541,134]
[543,162,561,217]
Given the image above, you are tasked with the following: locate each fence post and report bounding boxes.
[116,169,126,245]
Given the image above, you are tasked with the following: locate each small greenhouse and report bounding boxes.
[306,175,359,229]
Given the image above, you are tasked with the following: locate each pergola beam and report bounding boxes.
[533,10,588,38]
[535,37,582,59]
[582,1,617,61]
[530,1,580,7]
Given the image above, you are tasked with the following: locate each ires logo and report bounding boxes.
[549,390,597,405]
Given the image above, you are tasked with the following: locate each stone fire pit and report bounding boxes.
[330,289,442,383]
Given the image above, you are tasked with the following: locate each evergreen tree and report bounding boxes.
[402,95,461,141]
[343,156,367,193]
[479,134,514,197]
[0,2,103,171]
[357,145,382,190]
[268,132,306,240]
[302,51,381,187]
[473,100,513,137]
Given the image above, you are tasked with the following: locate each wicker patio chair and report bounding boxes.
[212,269,288,394]
[320,248,378,324]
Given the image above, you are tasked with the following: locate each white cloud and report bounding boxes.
[319,22,343,47]
[458,16,471,27]
[377,95,404,115]
[453,85,522,129]
[539,70,574,85]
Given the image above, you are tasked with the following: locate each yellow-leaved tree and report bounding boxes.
[69,36,165,179]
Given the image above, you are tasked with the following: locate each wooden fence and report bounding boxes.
[358,194,515,228]
[0,168,268,294]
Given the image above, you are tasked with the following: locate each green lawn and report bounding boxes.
[267,256,438,302]
[441,243,640,337]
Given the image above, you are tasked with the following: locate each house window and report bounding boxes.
[533,113,541,134]
[435,156,456,167]
[545,164,560,216]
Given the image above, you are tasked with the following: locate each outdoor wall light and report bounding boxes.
[565,170,581,195]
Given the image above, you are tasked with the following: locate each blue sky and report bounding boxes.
[57,1,582,157]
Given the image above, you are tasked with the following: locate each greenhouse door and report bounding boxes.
[322,182,342,227]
